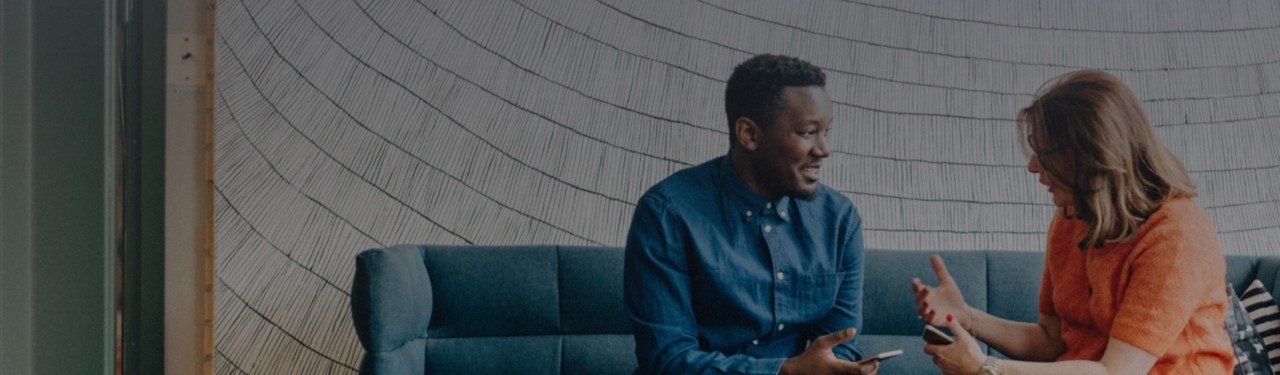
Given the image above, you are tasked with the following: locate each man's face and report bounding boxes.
[750,86,834,198]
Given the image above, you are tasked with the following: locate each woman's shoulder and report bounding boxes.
[1141,196,1213,236]
[1133,196,1223,259]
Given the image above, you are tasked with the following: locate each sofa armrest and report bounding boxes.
[1254,256,1280,302]
[351,245,433,373]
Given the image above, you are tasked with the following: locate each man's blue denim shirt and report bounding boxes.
[624,155,866,374]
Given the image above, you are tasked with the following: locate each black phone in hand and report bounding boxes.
[923,325,955,345]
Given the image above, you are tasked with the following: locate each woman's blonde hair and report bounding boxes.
[1017,70,1196,249]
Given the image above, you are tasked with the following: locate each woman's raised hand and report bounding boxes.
[911,255,971,328]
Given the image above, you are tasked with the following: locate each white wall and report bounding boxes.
[214,0,1280,372]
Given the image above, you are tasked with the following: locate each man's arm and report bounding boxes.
[624,195,786,375]
[813,208,864,362]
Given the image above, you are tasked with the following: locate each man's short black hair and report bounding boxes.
[724,54,826,138]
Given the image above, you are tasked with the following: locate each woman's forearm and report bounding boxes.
[966,307,1064,362]
[985,338,1157,375]
[997,359,1106,375]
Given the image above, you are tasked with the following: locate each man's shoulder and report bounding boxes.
[638,158,720,208]
[805,183,858,214]
[791,183,861,236]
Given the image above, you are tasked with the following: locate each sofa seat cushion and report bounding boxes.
[426,336,560,374]
[563,335,637,374]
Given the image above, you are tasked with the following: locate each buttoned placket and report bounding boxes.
[761,201,789,335]
[735,189,798,344]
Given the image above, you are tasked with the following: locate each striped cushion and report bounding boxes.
[1227,283,1274,375]
[1242,280,1280,373]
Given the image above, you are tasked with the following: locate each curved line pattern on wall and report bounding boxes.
[215,0,1280,372]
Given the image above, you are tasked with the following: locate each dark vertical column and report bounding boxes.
[120,0,169,372]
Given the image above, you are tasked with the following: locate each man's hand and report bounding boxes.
[779,328,879,375]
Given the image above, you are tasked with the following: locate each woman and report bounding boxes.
[912,70,1234,374]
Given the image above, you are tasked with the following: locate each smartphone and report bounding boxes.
[856,349,903,365]
[923,325,955,345]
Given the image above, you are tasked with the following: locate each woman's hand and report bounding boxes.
[923,314,985,375]
[911,255,971,329]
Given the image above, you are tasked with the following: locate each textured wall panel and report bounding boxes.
[215,0,1280,372]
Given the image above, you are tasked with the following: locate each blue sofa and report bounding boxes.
[351,245,1280,374]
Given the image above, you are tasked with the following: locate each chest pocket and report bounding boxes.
[796,272,846,320]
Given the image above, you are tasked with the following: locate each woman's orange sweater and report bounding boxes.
[1039,197,1234,373]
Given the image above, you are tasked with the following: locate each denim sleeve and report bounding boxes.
[624,195,786,375]
[815,208,865,362]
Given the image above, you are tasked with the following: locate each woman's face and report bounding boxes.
[1027,155,1074,208]
[1026,129,1076,208]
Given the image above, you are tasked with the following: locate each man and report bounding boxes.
[624,54,874,374]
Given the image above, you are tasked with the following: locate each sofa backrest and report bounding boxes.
[352,245,636,374]
[420,245,633,374]
[351,245,1280,374]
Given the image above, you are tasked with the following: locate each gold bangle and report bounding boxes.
[978,356,1000,375]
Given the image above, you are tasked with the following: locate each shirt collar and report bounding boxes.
[716,155,793,218]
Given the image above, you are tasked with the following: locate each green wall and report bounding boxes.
[2,0,117,373]
[1,0,35,372]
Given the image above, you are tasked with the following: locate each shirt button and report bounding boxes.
[777,324,785,331]
[763,225,772,233]
[779,211,787,219]
[766,202,773,209]
[744,210,752,217]
[752,340,759,345]
[775,272,785,281]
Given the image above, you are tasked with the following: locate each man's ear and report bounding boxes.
[733,117,761,151]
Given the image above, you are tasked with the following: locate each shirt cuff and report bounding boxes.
[760,357,787,375]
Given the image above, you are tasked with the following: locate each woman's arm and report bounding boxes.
[997,338,1156,375]
[925,319,1157,375]
[964,310,1064,362]
[911,255,1065,361]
